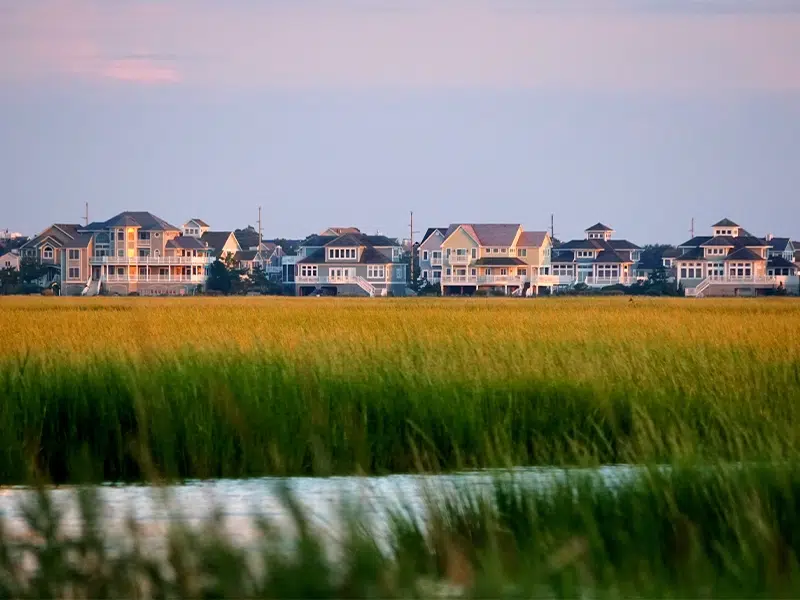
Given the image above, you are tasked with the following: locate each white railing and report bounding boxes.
[448,255,471,265]
[705,275,777,284]
[91,256,213,266]
[430,256,443,266]
[477,275,527,285]
[103,275,204,283]
[355,276,376,297]
[585,276,636,287]
[441,275,475,285]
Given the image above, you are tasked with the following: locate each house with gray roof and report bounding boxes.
[22,212,218,296]
[291,230,406,296]
[417,227,447,287]
[550,223,643,289]
[676,219,798,297]
[439,223,554,296]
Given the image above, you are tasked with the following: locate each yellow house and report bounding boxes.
[440,224,554,296]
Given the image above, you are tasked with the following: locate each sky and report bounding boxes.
[1,0,799,243]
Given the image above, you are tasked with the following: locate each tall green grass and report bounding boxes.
[1,297,799,483]
[4,464,800,598]
[0,345,799,482]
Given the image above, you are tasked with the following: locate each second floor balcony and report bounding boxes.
[429,255,443,266]
[447,254,471,265]
[90,255,213,266]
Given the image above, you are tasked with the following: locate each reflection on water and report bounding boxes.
[0,466,639,547]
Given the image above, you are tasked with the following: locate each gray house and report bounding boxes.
[417,227,446,287]
[294,232,407,296]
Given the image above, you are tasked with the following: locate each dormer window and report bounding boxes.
[328,248,357,260]
[577,250,594,259]
[42,246,53,260]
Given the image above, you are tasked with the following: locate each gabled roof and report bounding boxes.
[607,239,642,251]
[713,218,740,227]
[472,257,527,266]
[296,246,394,265]
[700,236,736,247]
[516,231,549,247]
[551,250,575,263]
[167,236,209,250]
[443,224,520,247]
[585,222,613,232]
[766,237,792,252]
[325,233,365,248]
[679,236,712,248]
[235,250,259,262]
[675,248,706,260]
[63,234,93,248]
[594,250,629,264]
[421,227,447,244]
[201,231,240,258]
[188,218,210,228]
[662,248,681,258]
[724,247,765,261]
[20,224,82,249]
[557,239,598,250]
[300,234,338,248]
[99,211,180,231]
[321,227,361,236]
[768,256,797,269]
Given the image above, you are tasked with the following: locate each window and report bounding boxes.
[118,249,125,257]
[517,268,527,276]
[138,231,150,241]
[456,248,467,257]
[485,268,492,275]
[117,267,125,276]
[432,251,441,261]
[4,261,11,268]
[518,249,527,257]
[577,250,594,259]
[422,270,428,280]
[68,249,80,260]
[127,229,135,242]
[300,265,318,277]
[470,268,477,276]
[328,248,357,260]
[500,248,507,254]
[68,267,80,279]
[138,249,150,257]
[422,250,429,261]
[368,265,385,279]
[553,264,574,276]
[471,248,477,259]
[42,246,53,260]
[499,268,508,276]
[446,267,451,275]
[596,265,620,279]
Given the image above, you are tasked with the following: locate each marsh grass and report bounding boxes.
[1,297,799,482]
[3,465,800,598]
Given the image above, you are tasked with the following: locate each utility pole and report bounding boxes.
[258,205,262,248]
[690,217,694,239]
[84,202,89,227]
[550,213,555,240]
[409,211,419,284]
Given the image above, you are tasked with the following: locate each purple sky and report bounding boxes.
[2,0,799,242]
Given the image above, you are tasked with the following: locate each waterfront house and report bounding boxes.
[235,241,284,279]
[19,224,85,289]
[418,227,447,286]
[550,223,643,289]
[292,231,406,296]
[438,224,553,296]
[676,219,798,297]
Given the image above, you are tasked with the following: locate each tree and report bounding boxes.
[206,259,232,294]
[0,266,19,293]
[18,258,47,285]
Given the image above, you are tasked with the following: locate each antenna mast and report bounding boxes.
[690,217,694,239]
[550,213,555,240]
[409,211,419,283]
[84,202,89,227]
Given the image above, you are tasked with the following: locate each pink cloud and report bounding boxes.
[1,0,799,93]
[100,58,180,84]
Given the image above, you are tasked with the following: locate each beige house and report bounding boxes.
[439,223,554,296]
[19,223,86,288]
[677,218,798,297]
[0,250,20,271]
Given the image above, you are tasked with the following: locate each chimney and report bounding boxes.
[766,233,774,241]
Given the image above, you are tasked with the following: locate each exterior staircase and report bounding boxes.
[355,276,376,297]
[81,277,101,297]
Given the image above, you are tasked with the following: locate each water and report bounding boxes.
[0,466,640,550]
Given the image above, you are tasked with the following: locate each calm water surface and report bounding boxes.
[0,466,639,548]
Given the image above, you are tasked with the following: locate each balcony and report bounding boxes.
[448,254,471,265]
[103,274,205,283]
[430,256,443,266]
[90,256,213,266]
[585,276,636,287]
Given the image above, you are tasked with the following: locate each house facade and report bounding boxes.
[551,223,643,289]
[0,250,20,271]
[418,227,447,286]
[676,219,798,297]
[438,224,554,296]
[293,231,406,296]
[21,212,215,296]
[235,242,284,278]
